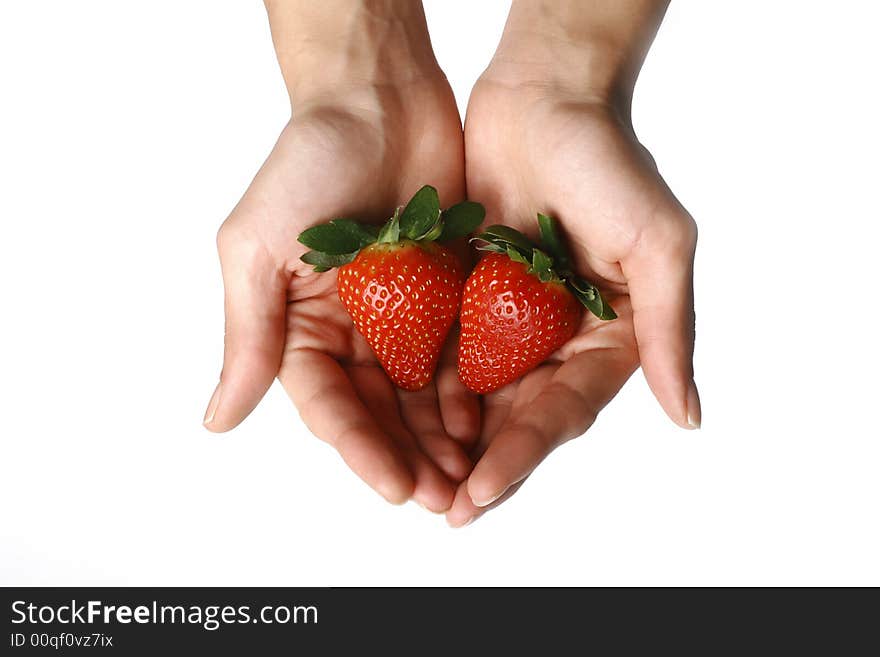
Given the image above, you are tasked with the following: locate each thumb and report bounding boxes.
[203,225,288,432]
[622,212,700,429]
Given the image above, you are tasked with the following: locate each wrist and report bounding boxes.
[266,0,444,106]
[485,37,632,108]
[485,0,668,112]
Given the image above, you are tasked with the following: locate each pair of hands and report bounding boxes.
[203,63,698,526]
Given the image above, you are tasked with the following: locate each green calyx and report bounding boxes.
[471,214,617,321]
[298,185,485,271]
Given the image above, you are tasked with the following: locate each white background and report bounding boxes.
[1,1,878,586]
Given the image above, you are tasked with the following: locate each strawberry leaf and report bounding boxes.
[399,185,441,240]
[472,240,507,254]
[507,246,532,267]
[530,249,556,282]
[569,277,617,320]
[477,225,536,254]
[537,213,572,272]
[418,216,445,242]
[439,201,485,241]
[298,222,367,255]
[301,250,358,270]
[329,218,379,244]
[569,277,596,300]
[377,207,401,243]
[506,245,530,264]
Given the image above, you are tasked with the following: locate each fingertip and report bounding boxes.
[415,484,455,514]
[467,473,508,508]
[202,415,247,434]
[433,495,455,514]
[201,377,267,433]
[447,515,475,529]
[362,451,416,506]
[656,379,701,430]
[445,482,479,528]
[202,383,236,433]
[412,458,456,512]
[377,475,415,506]
[208,352,286,433]
[202,423,230,434]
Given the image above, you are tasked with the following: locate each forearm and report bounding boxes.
[489,0,669,111]
[264,0,443,105]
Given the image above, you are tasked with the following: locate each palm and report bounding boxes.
[282,276,473,512]
[446,77,689,524]
[215,81,476,511]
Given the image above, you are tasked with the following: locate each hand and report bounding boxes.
[446,61,698,526]
[204,75,479,512]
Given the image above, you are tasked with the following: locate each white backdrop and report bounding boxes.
[1,1,878,586]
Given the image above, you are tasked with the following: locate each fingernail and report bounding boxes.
[472,488,505,508]
[203,383,222,426]
[686,381,701,429]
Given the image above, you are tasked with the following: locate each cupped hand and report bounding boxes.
[204,78,479,512]
[446,72,699,526]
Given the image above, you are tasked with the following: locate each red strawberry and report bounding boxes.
[298,185,485,390]
[458,215,616,394]
[337,241,463,390]
[458,253,582,393]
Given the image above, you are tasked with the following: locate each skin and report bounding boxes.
[447,0,700,526]
[203,1,477,512]
[205,0,700,524]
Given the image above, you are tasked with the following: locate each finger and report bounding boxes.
[346,366,455,512]
[622,212,700,429]
[397,385,473,483]
[436,338,481,447]
[446,478,525,528]
[279,350,414,504]
[436,366,481,447]
[468,381,518,461]
[466,348,637,507]
[204,226,287,432]
[405,447,457,513]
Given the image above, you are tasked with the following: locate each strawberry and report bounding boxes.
[458,214,616,394]
[298,186,485,391]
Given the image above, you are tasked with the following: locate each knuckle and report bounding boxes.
[216,220,272,271]
[215,220,250,258]
[215,220,235,254]
[680,214,698,248]
[647,211,697,259]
